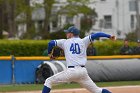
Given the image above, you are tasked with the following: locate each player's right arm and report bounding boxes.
[90,32,111,40]
[83,32,114,47]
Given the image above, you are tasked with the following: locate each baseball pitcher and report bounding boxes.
[42,26,115,93]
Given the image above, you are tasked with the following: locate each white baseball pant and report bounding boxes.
[44,66,102,93]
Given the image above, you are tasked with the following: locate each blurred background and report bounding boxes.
[0,0,140,56]
[0,0,140,40]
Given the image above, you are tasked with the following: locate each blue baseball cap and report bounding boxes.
[64,26,80,35]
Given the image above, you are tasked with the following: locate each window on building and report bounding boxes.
[66,16,73,24]
[52,20,57,28]
[104,15,112,29]
[130,15,135,29]
[129,1,136,11]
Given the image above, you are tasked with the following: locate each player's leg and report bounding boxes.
[42,71,69,93]
[102,89,112,93]
[78,75,102,93]
[78,73,111,93]
[42,69,73,93]
[42,86,51,93]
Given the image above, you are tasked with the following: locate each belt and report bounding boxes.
[68,65,85,68]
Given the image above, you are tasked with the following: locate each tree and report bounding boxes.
[80,9,97,36]
[0,0,36,39]
[42,0,55,39]
[0,0,29,39]
[21,0,36,39]
[0,0,16,38]
[0,1,4,38]
[59,0,94,16]
[0,0,96,39]
[58,0,97,36]
[39,0,96,39]
[5,0,17,38]
[14,0,36,39]
[49,24,74,39]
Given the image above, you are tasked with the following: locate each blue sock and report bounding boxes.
[102,89,112,93]
[42,86,51,93]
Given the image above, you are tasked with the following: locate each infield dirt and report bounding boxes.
[4,86,140,93]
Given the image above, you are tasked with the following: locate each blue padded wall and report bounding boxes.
[0,60,12,84]
[14,60,43,84]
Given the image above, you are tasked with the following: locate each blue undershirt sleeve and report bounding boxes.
[48,40,56,54]
[91,32,111,40]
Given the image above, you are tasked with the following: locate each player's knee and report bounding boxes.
[102,89,112,93]
[44,78,53,88]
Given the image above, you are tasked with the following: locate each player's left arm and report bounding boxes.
[48,39,66,59]
[48,40,57,59]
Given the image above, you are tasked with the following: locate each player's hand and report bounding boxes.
[48,54,56,60]
[110,36,115,40]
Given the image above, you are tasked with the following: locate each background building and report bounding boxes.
[16,0,140,39]
[88,0,140,39]
[51,0,140,39]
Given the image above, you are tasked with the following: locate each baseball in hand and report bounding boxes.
[110,36,115,40]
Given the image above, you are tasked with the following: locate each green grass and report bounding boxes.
[0,84,43,92]
[96,81,140,87]
[0,81,140,92]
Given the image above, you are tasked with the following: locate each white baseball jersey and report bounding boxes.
[55,36,91,67]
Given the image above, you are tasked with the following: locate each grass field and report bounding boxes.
[0,81,140,92]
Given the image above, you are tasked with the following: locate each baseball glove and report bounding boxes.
[49,47,62,60]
